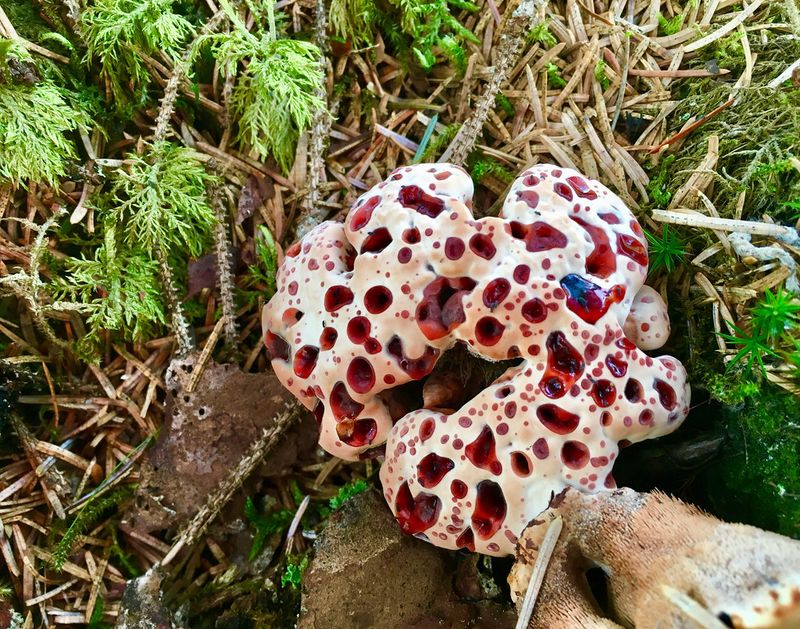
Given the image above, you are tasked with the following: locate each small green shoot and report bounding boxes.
[645,225,686,274]
[495,93,515,118]
[281,554,309,589]
[647,154,675,208]
[329,478,369,510]
[546,62,566,89]
[527,20,557,47]
[750,287,800,341]
[594,59,610,91]
[249,225,279,298]
[658,12,684,36]
[718,322,779,375]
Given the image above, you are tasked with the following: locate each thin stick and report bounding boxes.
[653,210,800,242]
[514,516,563,629]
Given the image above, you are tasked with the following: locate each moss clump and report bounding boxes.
[700,377,800,538]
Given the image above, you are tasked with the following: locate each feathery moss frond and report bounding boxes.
[0,81,84,187]
[81,0,194,104]
[645,225,687,274]
[196,0,324,172]
[108,142,217,257]
[329,0,378,44]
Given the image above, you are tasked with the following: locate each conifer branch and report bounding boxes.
[155,244,194,357]
[439,0,548,165]
[210,185,239,348]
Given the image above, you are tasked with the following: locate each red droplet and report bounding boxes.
[364,285,393,314]
[420,418,435,442]
[469,233,496,259]
[286,242,302,257]
[387,336,440,380]
[293,345,319,378]
[465,425,502,475]
[417,453,455,488]
[516,189,540,208]
[598,212,620,225]
[605,354,627,377]
[591,380,616,407]
[624,379,643,403]
[601,411,612,426]
[509,221,568,252]
[445,237,465,260]
[522,298,547,323]
[617,233,648,266]
[324,285,354,312]
[475,317,505,346]
[471,480,507,539]
[561,441,589,469]
[451,479,468,499]
[336,417,377,446]
[395,481,441,535]
[571,216,616,278]
[455,527,475,551]
[403,227,421,243]
[398,247,412,263]
[638,409,654,426]
[537,404,580,434]
[513,264,530,284]
[483,279,511,309]
[312,400,324,426]
[281,308,303,326]
[654,379,677,410]
[560,274,626,324]
[265,331,290,361]
[360,227,393,254]
[616,337,637,351]
[540,332,584,398]
[554,181,574,201]
[511,452,532,476]
[532,438,549,459]
[347,317,371,344]
[350,195,381,230]
[399,185,446,218]
[347,357,375,394]
[566,175,598,200]
[330,381,364,420]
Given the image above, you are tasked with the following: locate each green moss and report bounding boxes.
[701,379,800,538]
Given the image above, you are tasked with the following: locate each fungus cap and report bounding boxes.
[263,163,691,555]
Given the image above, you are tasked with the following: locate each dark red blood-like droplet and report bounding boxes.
[395,482,441,535]
[281,308,303,326]
[532,438,549,459]
[483,278,511,309]
[320,327,338,350]
[399,185,446,218]
[639,409,654,426]
[509,221,568,253]
[537,404,580,435]
[403,227,421,243]
[265,331,290,361]
[347,317,371,344]
[324,285,354,312]
[472,480,507,539]
[521,298,547,323]
[654,379,677,410]
[571,217,616,278]
[617,233,648,266]
[398,247,412,263]
[286,242,302,257]
[616,337,637,351]
[560,274,626,324]
[540,332,584,398]
[330,381,364,420]
[293,345,319,378]
[469,234,496,259]
[347,357,375,393]
[511,452,532,476]
[566,176,598,200]
[387,336,440,380]
[445,237,465,260]
[465,425,502,475]
[516,189,540,208]
[364,285,393,314]
[554,182,574,201]
[601,411,612,426]
[350,195,381,230]
[561,441,590,469]
[451,479,468,499]
[336,418,378,446]
[416,277,477,340]
[513,264,530,284]
[417,453,455,488]
[605,354,627,377]
[456,527,475,551]
[360,227,393,254]
[312,400,324,426]
[624,379,643,403]
[420,418,435,442]
[591,380,616,407]
[599,212,620,224]
[475,317,505,346]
